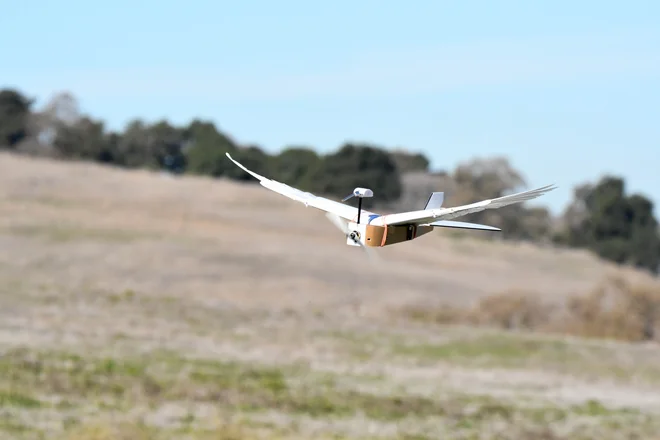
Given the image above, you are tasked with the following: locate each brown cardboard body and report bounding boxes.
[364,224,433,247]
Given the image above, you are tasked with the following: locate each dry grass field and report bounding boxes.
[1,151,660,439]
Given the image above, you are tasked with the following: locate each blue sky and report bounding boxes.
[3,0,659,215]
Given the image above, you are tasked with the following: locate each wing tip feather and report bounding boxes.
[487,183,558,206]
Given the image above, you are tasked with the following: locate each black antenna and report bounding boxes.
[357,197,363,224]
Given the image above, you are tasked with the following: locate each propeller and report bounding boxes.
[325,211,350,235]
[325,212,379,262]
[341,193,355,202]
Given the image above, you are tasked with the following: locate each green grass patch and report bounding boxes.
[0,389,43,408]
[391,334,572,365]
[1,346,659,440]
[326,328,660,388]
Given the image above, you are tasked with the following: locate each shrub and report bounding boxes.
[395,275,660,343]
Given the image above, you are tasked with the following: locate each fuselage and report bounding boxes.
[344,214,433,248]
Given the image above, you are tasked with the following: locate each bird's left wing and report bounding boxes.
[225,152,359,221]
[370,184,557,227]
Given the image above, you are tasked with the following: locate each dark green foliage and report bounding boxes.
[184,121,271,180]
[0,87,405,205]
[52,117,114,163]
[225,145,272,181]
[183,119,237,177]
[311,143,402,206]
[0,89,33,148]
[272,146,321,190]
[112,120,155,168]
[145,120,187,173]
[560,176,660,273]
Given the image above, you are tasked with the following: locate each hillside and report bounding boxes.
[0,152,652,310]
[1,151,660,440]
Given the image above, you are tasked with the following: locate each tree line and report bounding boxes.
[1,87,658,274]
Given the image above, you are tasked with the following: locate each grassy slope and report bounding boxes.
[1,152,660,440]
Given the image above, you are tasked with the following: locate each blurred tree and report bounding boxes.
[114,120,155,168]
[452,157,526,199]
[52,116,114,163]
[184,119,237,177]
[0,88,34,148]
[16,91,83,157]
[225,145,272,181]
[112,120,186,172]
[559,176,660,273]
[445,156,551,241]
[555,183,594,245]
[272,146,321,189]
[147,120,187,173]
[39,91,81,127]
[311,143,402,206]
